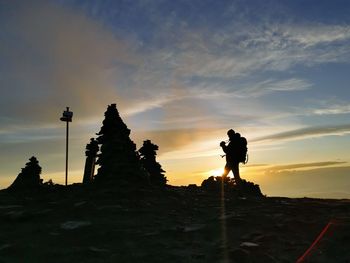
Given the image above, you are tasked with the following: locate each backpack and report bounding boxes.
[238,137,248,164]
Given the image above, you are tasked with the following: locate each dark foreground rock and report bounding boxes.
[0,185,349,263]
[201,176,264,198]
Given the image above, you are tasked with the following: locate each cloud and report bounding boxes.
[133,127,222,155]
[312,104,350,115]
[52,2,345,122]
[231,78,312,98]
[266,161,347,174]
[245,164,269,168]
[0,0,138,124]
[32,1,349,120]
[162,21,350,80]
[252,124,350,143]
[181,77,312,101]
[113,12,350,121]
[122,96,176,117]
[281,99,350,119]
[284,24,350,47]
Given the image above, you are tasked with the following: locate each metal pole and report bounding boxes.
[61,106,72,186]
[65,107,69,186]
[66,107,69,186]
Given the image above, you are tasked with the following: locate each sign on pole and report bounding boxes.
[60,107,73,186]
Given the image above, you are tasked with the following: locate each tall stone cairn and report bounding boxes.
[95,103,147,185]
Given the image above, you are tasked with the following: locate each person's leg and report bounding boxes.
[222,163,232,178]
[232,162,241,184]
[222,163,231,178]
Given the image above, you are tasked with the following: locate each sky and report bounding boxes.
[0,0,350,198]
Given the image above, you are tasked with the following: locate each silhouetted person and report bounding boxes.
[220,129,241,184]
[9,156,43,190]
[139,140,167,186]
[82,138,99,184]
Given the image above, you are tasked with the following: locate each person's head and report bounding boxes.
[227,129,235,140]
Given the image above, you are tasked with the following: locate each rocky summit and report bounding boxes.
[0,185,349,263]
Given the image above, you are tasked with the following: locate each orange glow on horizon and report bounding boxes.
[207,168,224,177]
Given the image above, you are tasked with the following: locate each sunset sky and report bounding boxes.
[1,0,350,198]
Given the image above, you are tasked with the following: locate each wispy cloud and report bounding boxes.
[160,21,350,80]
[231,78,312,98]
[252,124,350,143]
[312,104,350,115]
[266,161,347,174]
[118,17,349,120]
[283,24,350,47]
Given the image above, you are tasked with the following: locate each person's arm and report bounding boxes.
[220,141,227,153]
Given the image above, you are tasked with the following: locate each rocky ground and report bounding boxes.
[0,185,349,263]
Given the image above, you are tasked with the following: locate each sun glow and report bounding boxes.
[207,168,224,177]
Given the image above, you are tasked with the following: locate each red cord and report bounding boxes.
[296,221,334,263]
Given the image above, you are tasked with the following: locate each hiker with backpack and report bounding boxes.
[220,129,248,185]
